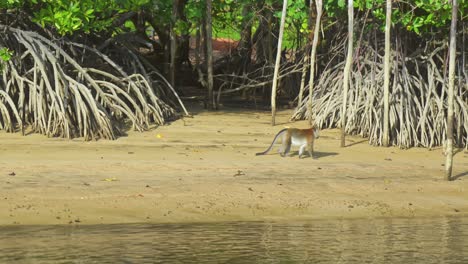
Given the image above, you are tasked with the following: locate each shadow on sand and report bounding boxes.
[280,151,339,159]
[314,151,339,158]
[346,139,368,147]
[256,151,338,159]
[452,171,468,181]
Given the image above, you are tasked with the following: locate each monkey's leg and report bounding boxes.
[298,144,307,159]
[277,146,284,154]
[308,142,315,159]
[280,135,291,157]
[281,144,291,157]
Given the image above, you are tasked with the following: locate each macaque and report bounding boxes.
[256,127,320,159]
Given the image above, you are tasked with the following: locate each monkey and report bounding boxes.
[256,127,320,159]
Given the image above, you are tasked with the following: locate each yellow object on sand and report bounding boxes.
[102,177,118,182]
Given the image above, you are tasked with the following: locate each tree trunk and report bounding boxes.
[169,0,178,88]
[341,0,353,147]
[297,50,308,109]
[194,26,206,90]
[382,0,392,147]
[205,0,214,110]
[267,11,274,64]
[270,0,288,126]
[176,0,190,67]
[445,0,458,181]
[238,3,252,69]
[308,0,323,125]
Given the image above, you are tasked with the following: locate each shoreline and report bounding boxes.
[1,108,467,226]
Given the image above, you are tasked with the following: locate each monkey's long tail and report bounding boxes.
[255,129,287,156]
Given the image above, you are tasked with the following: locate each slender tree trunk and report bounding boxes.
[341,0,353,147]
[195,28,201,69]
[445,0,458,181]
[265,10,274,100]
[297,1,314,110]
[271,0,288,126]
[194,26,206,90]
[201,17,207,67]
[267,11,274,64]
[297,51,308,108]
[382,0,392,147]
[176,0,190,67]
[238,4,252,64]
[205,0,214,110]
[169,0,178,88]
[308,0,323,125]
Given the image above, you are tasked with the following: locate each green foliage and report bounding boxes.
[115,0,150,11]
[1,0,151,35]
[285,0,308,33]
[1,0,465,38]
[353,0,465,35]
[174,20,190,35]
[149,0,172,26]
[32,1,98,34]
[185,0,205,23]
[0,47,13,71]
[324,0,347,17]
[186,0,251,38]
[402,0,453,34]
[211,0,245,34]
[0,0,20,9]
[0,48,12,62]
[201,0,464,48]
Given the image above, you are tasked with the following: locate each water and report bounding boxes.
[1,217,468,263]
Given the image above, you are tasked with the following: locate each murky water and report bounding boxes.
[1,217,468,263]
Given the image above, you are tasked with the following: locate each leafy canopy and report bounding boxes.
[1,0,465,36]
[1,0,151,35]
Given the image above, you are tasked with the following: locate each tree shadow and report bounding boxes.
[314,151,339,158]
[345,139,368,147]
[454,148,465,156]
[452,171,468,181]
[286,151,339,159]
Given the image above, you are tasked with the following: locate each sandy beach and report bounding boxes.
[1,107,467,225]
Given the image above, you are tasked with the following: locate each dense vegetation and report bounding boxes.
[0,0,466,148]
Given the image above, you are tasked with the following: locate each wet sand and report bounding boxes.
[1,107,467,225]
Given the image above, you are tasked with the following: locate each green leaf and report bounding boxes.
[338,0,346,8]
[425,13,434,24]
[0,48,13,62]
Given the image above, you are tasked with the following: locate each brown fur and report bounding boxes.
[256,128,319,158]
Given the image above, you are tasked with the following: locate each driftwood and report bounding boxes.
[0,26,183,140]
